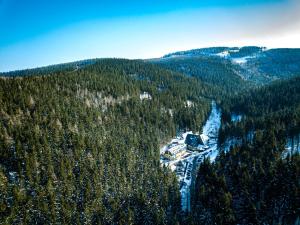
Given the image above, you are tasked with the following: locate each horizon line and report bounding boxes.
[1,45,300,73]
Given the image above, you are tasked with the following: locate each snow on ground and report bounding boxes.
[220,130,255,152]
[231,113,242,123]
[222,137,243,152]
[282,135,300,158]
[232,57,248,64]
[190,101,221,163]
[231,55,256,64]
[160,101,221,212]
[205,141,219,161]
[215,51,229,58]
[230,49,240,53]
[203,101,221,139]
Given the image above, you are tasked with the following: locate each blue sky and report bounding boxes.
[1,0,300,71]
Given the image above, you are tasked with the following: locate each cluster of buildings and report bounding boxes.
[162,132,209,213]
[162,132,209,160]
[164,143,186,160]
[160,101,221,212]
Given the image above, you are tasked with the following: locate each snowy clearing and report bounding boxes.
[215,51,229,58]
[231,55,256,64]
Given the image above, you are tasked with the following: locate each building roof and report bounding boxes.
[166,144,185,155]
[185,134,204,147]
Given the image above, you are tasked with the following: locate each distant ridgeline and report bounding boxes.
[152,46,300,85]
[0,59,99,77]
[1,47,300,225]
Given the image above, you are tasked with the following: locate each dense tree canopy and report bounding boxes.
[1,55,299,225]
[190,74,300,225]
[0,59,213,224]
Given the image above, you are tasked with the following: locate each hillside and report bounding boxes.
[0,59,215,224]
[150,55,250,95]
[0,59,98,77]
[190,76,300,225]
[220,75,300,141]
[1,50,300,225]
[156,47,300,84]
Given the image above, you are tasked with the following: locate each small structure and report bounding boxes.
[185,134,205,151]
[185,100,194,108]
[139,92,152,100]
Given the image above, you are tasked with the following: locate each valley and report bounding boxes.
[0,48,300,225]
[160,101,221,212]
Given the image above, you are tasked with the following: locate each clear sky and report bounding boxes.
[1,0,300,71]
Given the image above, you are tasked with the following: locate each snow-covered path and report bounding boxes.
[202,101,221,162]
[202,101,221,139]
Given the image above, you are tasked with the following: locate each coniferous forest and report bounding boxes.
[191,76,300,225]
[1,48,300,225]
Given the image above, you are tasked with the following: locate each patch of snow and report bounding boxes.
[246,130,255,143]
[231,113,242,123]
[206,145,219,161]
[200,134,209,145]
[232,57,248,64]
[221,137,243,152]
[282,135,300,158]
[202,101,221,139]
[229,49,240,53]
[231,55,256,64]
[215,51,229,58]
[168,109,174,117]
[160,145,169,155]
[8,172,18,183]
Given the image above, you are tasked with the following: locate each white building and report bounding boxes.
[139,92,152,100]
[165,144,186,159]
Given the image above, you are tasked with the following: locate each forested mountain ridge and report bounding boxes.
[0,50,300,225]
[220,75,300,142]
[150,55,251,94]
[3,46,300,85]
[189,76,300,224]
[153,46,300,84]
[0,59,215,224]
[162,46,263,58]
[0,59,101,78]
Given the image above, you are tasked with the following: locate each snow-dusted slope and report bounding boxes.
[159,46,300,84]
